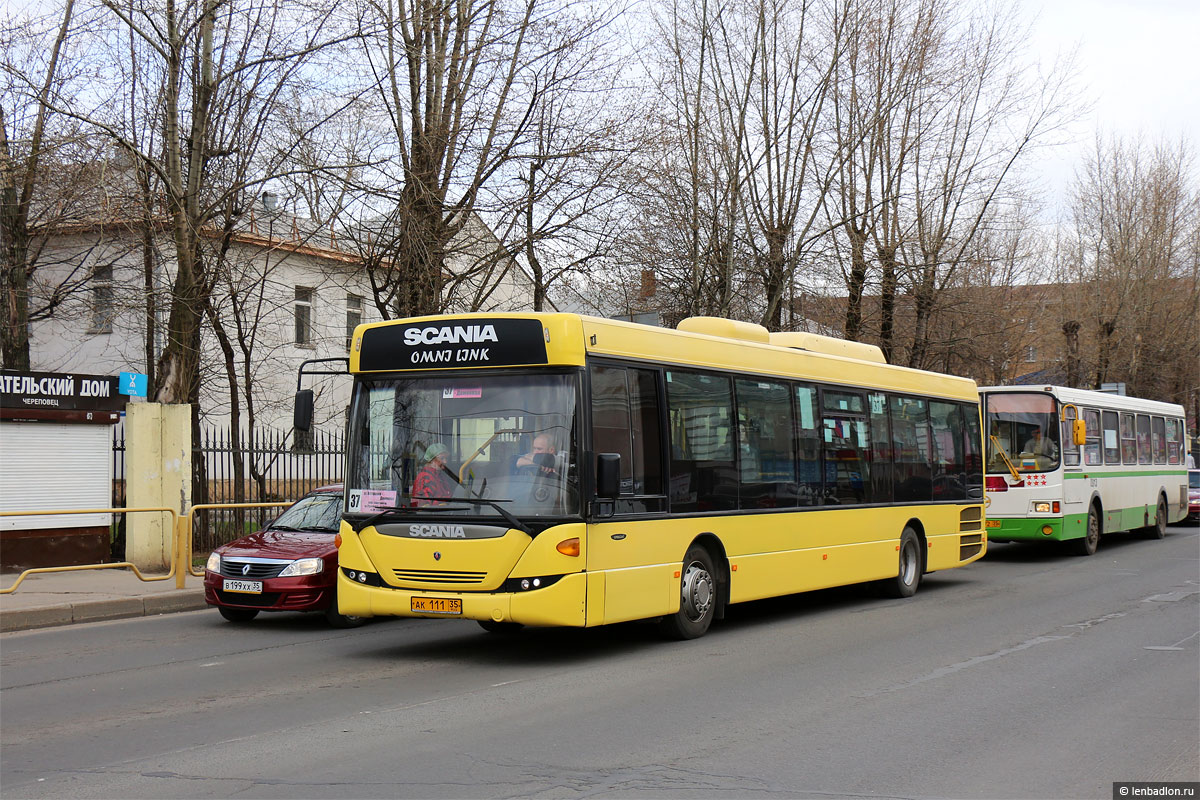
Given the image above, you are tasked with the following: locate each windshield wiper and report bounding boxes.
[269,524,301,532]
[349,504,463,532]
[427,497,532,536]
[351,498,533,536]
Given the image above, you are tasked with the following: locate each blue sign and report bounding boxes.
[119,372,148,397]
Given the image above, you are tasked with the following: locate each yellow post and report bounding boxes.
[127,403,192,572]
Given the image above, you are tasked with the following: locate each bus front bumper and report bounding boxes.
[336,570,588,628]
[985,515,1081,543]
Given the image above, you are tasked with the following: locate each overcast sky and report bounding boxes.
[1022,0,1200,213]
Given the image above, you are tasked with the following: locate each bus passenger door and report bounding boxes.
[587,364,674,625]
[1061,411,1088,535]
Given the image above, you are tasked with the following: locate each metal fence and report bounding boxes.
[112,425,344,556]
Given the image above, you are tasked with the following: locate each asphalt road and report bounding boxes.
[2,525,1197,800]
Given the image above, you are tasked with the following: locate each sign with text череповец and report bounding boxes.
[0,369,124,412]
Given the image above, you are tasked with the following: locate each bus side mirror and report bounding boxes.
[596,453,621,499]
[1073,419,1086,446]
[294,389,314,432]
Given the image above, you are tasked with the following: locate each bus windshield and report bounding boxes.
[345,372,580,520]
[985,392,1060,473]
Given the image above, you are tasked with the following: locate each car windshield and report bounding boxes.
[346,372,580,520]
[985,393,1061,473]
[271,493,342,532]
[1190,471,1200,489]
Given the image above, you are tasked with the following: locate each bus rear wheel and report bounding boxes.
[659,545,717,640]
[1141,496,1167,540]
[880,527,922,598]
[1074,506,1100,556]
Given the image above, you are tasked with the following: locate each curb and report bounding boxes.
[1,592,208,633]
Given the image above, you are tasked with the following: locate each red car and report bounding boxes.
[203,486,364,627]
[1188,469,1200,523]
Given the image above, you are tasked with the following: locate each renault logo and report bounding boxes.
[242,564,251,576]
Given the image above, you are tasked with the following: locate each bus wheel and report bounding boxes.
[1142,496,1167,540]
[880,527,922,598]
[478,620,524,634]
[218,607,259,623]
[1074,506,1100,556]
[659,545,717,640]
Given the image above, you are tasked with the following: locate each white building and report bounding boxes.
[29,195,538,434]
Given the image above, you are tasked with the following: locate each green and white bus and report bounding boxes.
[980,385,1188,555]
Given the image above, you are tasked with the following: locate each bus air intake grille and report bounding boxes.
[959,507,982,530]
[959,534,984,560]
[393,569,487,585]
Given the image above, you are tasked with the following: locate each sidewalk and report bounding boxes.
[0,567,208,633]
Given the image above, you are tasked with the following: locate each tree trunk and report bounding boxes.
[843,226,867,339]
[878,245,898,363]
[1062,319,1081,387]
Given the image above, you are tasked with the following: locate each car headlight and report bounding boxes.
[278,557,324,577]
[206,552,221,573]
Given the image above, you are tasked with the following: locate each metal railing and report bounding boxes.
[0,507,181,592]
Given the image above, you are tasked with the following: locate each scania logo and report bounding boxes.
[433,552,442,561]
[242,564,251,576]
[409,524,467,538]
[403,324,498,346]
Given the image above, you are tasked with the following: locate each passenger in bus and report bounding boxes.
[1022,428,1058,459]
[513,434,558,477]
[414,442,456,505]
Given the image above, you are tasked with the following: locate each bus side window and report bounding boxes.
[1103,411,1121,465]
[930,401,967,500]
[796,385,822,506]
[1120,413,1137,464]
[962,402,983,499]
[1151,417,1167,464]
[868,392,893,503]
[1166,418,1182,464]
[666,370,736,513]
[891,396,932,502]
[1136,414,1152,465]
[735,379,797,509]
[1083,408,1102,466]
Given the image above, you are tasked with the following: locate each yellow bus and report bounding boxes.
[318,313,986,639]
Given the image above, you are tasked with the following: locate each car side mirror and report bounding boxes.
[294,389,314,432]
[596,453,621,499]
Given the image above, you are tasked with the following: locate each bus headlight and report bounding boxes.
[278,557,324,577]
[206,552,221,573]
[1033,502,1052,513]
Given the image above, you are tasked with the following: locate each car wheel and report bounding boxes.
[879,526,922,598]
[659,544,718,640]
[218,607,259,623]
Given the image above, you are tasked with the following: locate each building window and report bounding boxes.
[294,287,314,346]
[89,264,114,333]
[346,294,363,351]
[1024,345,1037,363]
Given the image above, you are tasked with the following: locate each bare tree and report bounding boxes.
[0,1,85,369]
[1065,134,1199,401]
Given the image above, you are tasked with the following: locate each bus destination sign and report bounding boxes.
[358,319,549,371]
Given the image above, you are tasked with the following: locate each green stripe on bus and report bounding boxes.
[1063,470,1186,479]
